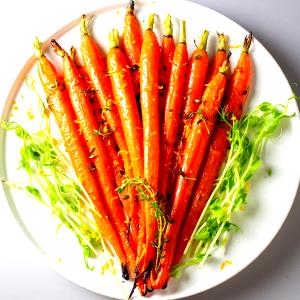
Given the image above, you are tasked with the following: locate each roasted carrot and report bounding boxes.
[79,15,141,246]
[158,15,175,121]
[159,20,188,210]
[139,14,160,274]
[70,46,125,189]
[154,61,229,289]
[173,33,252,265]
[33,38,129,278]
[181,29,209,134]
[51,40,138,277]
[169,30,210,197]
[120,0,142,96]
[206,32,227,83]
[107,28,142,254]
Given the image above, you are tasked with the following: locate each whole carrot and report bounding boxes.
[33,38,129,278]
[51,40,137,277]
[154,62,229,289]
[107,28,143,251]
[173,33,252,265]
[158,15,175,121]
[206,32,227,83]
[159,20,188,210]
[121,0,142,96]
[139,14,160,274]
[79,15,141,242]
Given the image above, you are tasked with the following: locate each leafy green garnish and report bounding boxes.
[1,77,115,273]
[172,101,294,277]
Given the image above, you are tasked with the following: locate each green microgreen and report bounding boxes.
[171,101,295,277]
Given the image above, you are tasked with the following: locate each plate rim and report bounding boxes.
[0,0,300,299]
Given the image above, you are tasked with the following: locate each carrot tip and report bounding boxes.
[33,37,44,58]
[109,29,120,49]
[121,263,130,280]
[51,39,66,57]
[163,14,173,36]
[146,14,155,30]
[179,20,186,44]
[216,32,227,51]
[127,0,135,13]
[80,14,91,37]
[198,29,209,50]
[243,32,253,53]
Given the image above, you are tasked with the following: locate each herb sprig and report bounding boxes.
[116,176,169,270]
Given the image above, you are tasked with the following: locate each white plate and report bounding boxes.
[1,0,300,299]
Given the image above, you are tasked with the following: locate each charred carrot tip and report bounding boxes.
[109,29,120,48]
[243,32,253,53]
[80,14,89,37]
[179,20,186,44]
[163,14,173,37]
[146,14,155,30]
[70,46,76,61]
[199,29,209,50]
[51,39,66,57]
[217,32,227,51]
[33,37,44,58]
[127,0,135,13]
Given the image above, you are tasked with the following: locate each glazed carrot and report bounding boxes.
[154,62,229,289]
[33,38,129,278]
[51,40,137,277]
[107,28,143,252]
[158,15,175,121]
[159,20,188,210]
[206,33,227,83]
[120,0,142,96]
[79,15,141,242]
[169,30,210,196]
[70,46,125,189]
[173,33,252,265]
[139,14,160,274]
[181,30,209,134]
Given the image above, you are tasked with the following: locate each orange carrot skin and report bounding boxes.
[121,2,142,95]
[36,53,127,268]
[107,47,144,179]
[80,31,141,242]
[173,42,252,265]
[107,44,143,248]
[206,33,227,83]
[74,61,126,189]
[159,42,188,207]
[182,48,209,129]
[172,128,227,264]
[207,49,227,83]
[154,68,228,289]
[80,33,127,159]
[140,26,160,272]
[159,35,175,119]
[169,46,209,195]
[55,46,138,276]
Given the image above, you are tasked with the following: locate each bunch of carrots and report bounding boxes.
[34,0,252,296]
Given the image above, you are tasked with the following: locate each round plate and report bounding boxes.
[1,0,300,299]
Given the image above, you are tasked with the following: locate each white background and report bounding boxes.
[0,0,300,299]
